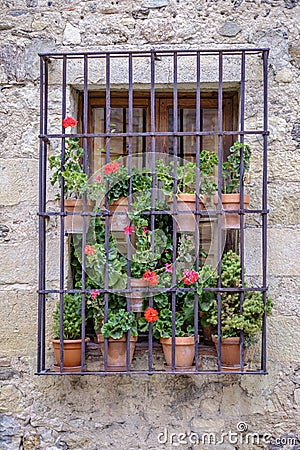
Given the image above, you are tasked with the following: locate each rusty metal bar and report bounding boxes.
[147,51,156,373]
[171,51,178,372]
[103,52,111,372]
[80,54,88,371]
[194,51,201,371]
[41,129,269,140]
[126,52,133,372]
[261,49,269,373]
[216,51,223,372]
[38,55,47,373]
[58,55,67,372]
[38,48,270,58]
[239,51,246,372]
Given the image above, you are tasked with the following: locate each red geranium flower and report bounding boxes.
[144,307,159,323]
[62,116,78,128]
[124,225,133,235]
[84,244,96,255]
[183,269,199,285]
[142,270,159,286]
[91,290,100,300]
[104,161,120,175]
[94,175,101,183]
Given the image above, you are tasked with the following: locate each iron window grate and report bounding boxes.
[37,48,269,375]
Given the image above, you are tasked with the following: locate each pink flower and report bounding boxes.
[104,161,120,175]
[62,116,77,128]
[124,225,133,235]
[183,269,199,285]
[91,290,100,300]
[94,175,101,183]
[165,263,173,273]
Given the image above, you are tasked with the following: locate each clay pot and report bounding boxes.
[214,193,250,229]
[212,336,247,368]
[62,199,95,233]
[109,197,129,232]
[168,194,205,232]
[98,334,138,370]
[160,335,199,368]
[129,278,148,312]
[50,338,90,367]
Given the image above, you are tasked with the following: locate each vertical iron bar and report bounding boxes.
[194,51,201,371]
[41,57,49,370]
[239,51,246,372]
[217,51,223,372]
[126,53,133,372]
[171,51,178,372]
[80,54,89,371]
[59,55,67,372]
[148,51,156,373]
[103,53,111,372]
[261,49,269,373]
[38,55,46,373]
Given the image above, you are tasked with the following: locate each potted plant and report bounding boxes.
[49,293,89,371]
[156,151,218,232]
[99,309,138,370]
[48,116,94,233]
[87,160,152,232]
[204,251,273,370]
[139,303,198,370]
[123,216,169,311]
[139,265,206,370]
[214,141,251,229]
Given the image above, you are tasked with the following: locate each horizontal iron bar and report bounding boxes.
[38,48,270,58]
[40,130,269,139]
[37,208,270,217]
[36,369,268,375]
[38,286,268,295]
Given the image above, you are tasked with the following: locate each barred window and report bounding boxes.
[38,48,270,375]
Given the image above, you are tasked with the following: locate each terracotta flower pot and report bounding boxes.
[160,335,199,368]
[168,194,205,232]
[129,278,148,312]
[212,336,247,368]
[62,199,95,233]
[98,334,138,370]
[109,197,129,232]
[214,193,250,229]
[50,338,90,367]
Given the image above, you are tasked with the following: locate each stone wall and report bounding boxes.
[0,0,300,449]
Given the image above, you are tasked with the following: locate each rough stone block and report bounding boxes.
[0,289,37,356]
[0,414,22,449]
[0,159,38,206]
[142,0,169,7]
[245,228,300,276]
[267,316,300,363]
[63,23,81,45]
[294,388,300,404]
[0,45,25,83]
[0,241,37,284]
[275,67,293,83]
[219,22,242,37]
